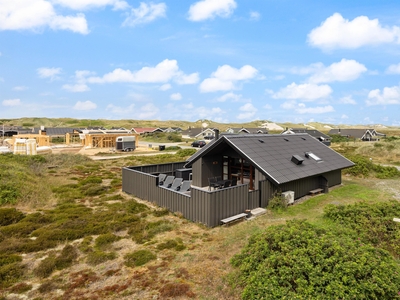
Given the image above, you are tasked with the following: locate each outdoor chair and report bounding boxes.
[222,180,231,188]
[158,173,167,185]
[169,178,183,190]
[178,180,191,192]
[162,176,174,187]
[231,178,237,186]
[208,177,218,190]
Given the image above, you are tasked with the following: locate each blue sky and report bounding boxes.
[1,0,400,126]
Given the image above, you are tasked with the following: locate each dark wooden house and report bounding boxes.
[122,134,354,227]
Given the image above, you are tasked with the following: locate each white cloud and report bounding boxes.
[273,83,332,100]
[2,98,21,106]
[308,59,367,83]
[237,103,257,120]
[73,100,97,110]
[216,92,242,102]
[341,114,349,119]
[51,0,129,11]
[12,86,28,91]
[62,83,90,92]
[88,59,195,84]
[339,96,357,105]
[159,83,171,91]
[367,86,400,106]
[308,13,400,50]
[386,63,400,74]
[174,72,200,85]
[0,0,89,34]
[188,0,236,21]
[199,64,258,93]
[37,67,62,80]
[170,93,182,101]
[137,103,159,119]
[249,11,260,21]
[62,70,92,92]
[122,2,166,27]
[264,104,272,109]
[106,103,135,114]
[296,105,334,114]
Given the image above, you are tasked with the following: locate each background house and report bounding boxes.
[328,128,386,141]
[282,128,331,146]
[181,127,215,139]
[226,127,268,134]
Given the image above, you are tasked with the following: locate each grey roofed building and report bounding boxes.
[328,128,386,141]
[281,128,331,146]
[226,127,268,134]
[32,127,77,136]
[122,133,354,227]
[185,133,353,185]
[181,127,215,139]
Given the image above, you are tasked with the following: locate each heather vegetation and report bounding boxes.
[0,128,400,299]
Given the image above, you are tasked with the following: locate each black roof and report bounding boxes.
[185,134,354,185]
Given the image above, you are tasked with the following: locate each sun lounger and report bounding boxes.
[158,173,167,185]
[178,180,191,192]
[169,178,183,190]
[161,176,174,187]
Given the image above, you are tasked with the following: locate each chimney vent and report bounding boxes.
[214,129,219,140]
[291,155,304,165]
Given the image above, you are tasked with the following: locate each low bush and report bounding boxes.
[0,254,22,267]
[324,201,400,257]
[0,262,24,288]
[157,239,186,251]
[8,282,32,294]
[124,250,156,267]
[34,256,57,278]
[267,192,287,210]
[159,282,195,298]
[231,220,400,299]
[344,155,400,178]
[0,185,20,205]
[176,148,196,158]
[94,233,120,250]
[0,208,25,226]
[87,250,116,266]
[153,208,170,217]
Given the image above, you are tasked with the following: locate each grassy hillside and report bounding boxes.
[0,136,400,298]
[3,117,400,134]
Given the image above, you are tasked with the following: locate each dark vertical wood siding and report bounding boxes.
[123,167,252,227]
[122,164,344,227]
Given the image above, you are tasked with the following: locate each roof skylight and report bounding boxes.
[305,152,322,161]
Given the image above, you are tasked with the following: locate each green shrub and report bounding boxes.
[0,208,25,226]
[0,262,24,288]
[153,208,170,217]
[344,155,400,178]
[124,250,156,267]
[324,201,400,257]
[231,220,400,299]
[34,256,57,278]
[82,185,108,196]
[0,185,20,205]
[9,282,32,293]
[157,239,186,251]
[176,148,196,158]
[55,244,78,269]
[267,193,287,210]
[94,233,120,250]
[79,176,103,185]
[0,254,22,268]
[87,250,116,266]
[78,236,93,253]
